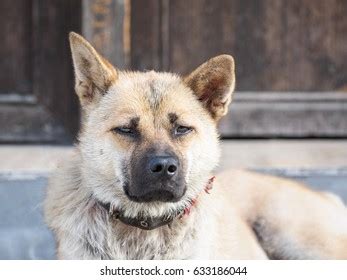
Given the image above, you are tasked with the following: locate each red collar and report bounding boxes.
[182,176,215,217]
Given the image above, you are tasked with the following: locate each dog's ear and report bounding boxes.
[69,32,117,110]
[184,55,235,121]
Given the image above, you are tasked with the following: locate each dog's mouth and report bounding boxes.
[124,184,187,203]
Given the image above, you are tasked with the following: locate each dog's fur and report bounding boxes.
[44,32,347,259]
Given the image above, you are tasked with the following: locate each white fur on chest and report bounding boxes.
[106,210,213,259]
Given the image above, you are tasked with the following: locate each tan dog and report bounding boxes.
[44,32,347,259]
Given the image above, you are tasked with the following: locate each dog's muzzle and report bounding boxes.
[125,150,186,203]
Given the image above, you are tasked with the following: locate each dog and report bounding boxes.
[44,32,347,259]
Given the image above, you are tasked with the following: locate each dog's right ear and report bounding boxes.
[69,32,117,110]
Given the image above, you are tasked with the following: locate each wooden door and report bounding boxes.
[0,0,81,143]
[1,0,346,142]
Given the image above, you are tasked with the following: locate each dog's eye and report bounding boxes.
[175,125,193,136]
[113,126,136,137]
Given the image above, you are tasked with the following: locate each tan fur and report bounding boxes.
[44,33,347,259]
[184,54,235,121]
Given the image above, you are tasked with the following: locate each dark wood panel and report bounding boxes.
[32,0,82,138]
[0,0,33,94]
[132,0,347,92]
[168,0,237,76]
[258,0,347,91]
[0,0,82,143]
[131,0,162,70]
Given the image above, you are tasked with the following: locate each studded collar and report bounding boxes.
[98,201,186,230]
[97,176,215,231]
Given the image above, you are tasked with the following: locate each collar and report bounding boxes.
[97,176,215,231]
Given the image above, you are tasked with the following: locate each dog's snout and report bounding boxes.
[127,149,186,203]
[149,156,178,178]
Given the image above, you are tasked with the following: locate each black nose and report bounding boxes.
[148,156,178,178]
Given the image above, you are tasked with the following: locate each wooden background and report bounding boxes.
[0,0,81,143]
[0,0,346,143]
[132,0,347,92]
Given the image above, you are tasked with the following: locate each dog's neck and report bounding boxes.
[97,201,186,230]
[96,176,215,231]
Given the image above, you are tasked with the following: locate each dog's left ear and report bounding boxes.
[184,55,235,121]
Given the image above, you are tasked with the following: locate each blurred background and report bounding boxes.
[0,0,346,259]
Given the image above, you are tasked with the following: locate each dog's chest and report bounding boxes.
[106,220,200,259]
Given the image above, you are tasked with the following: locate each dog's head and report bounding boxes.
[69,32,235,217]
